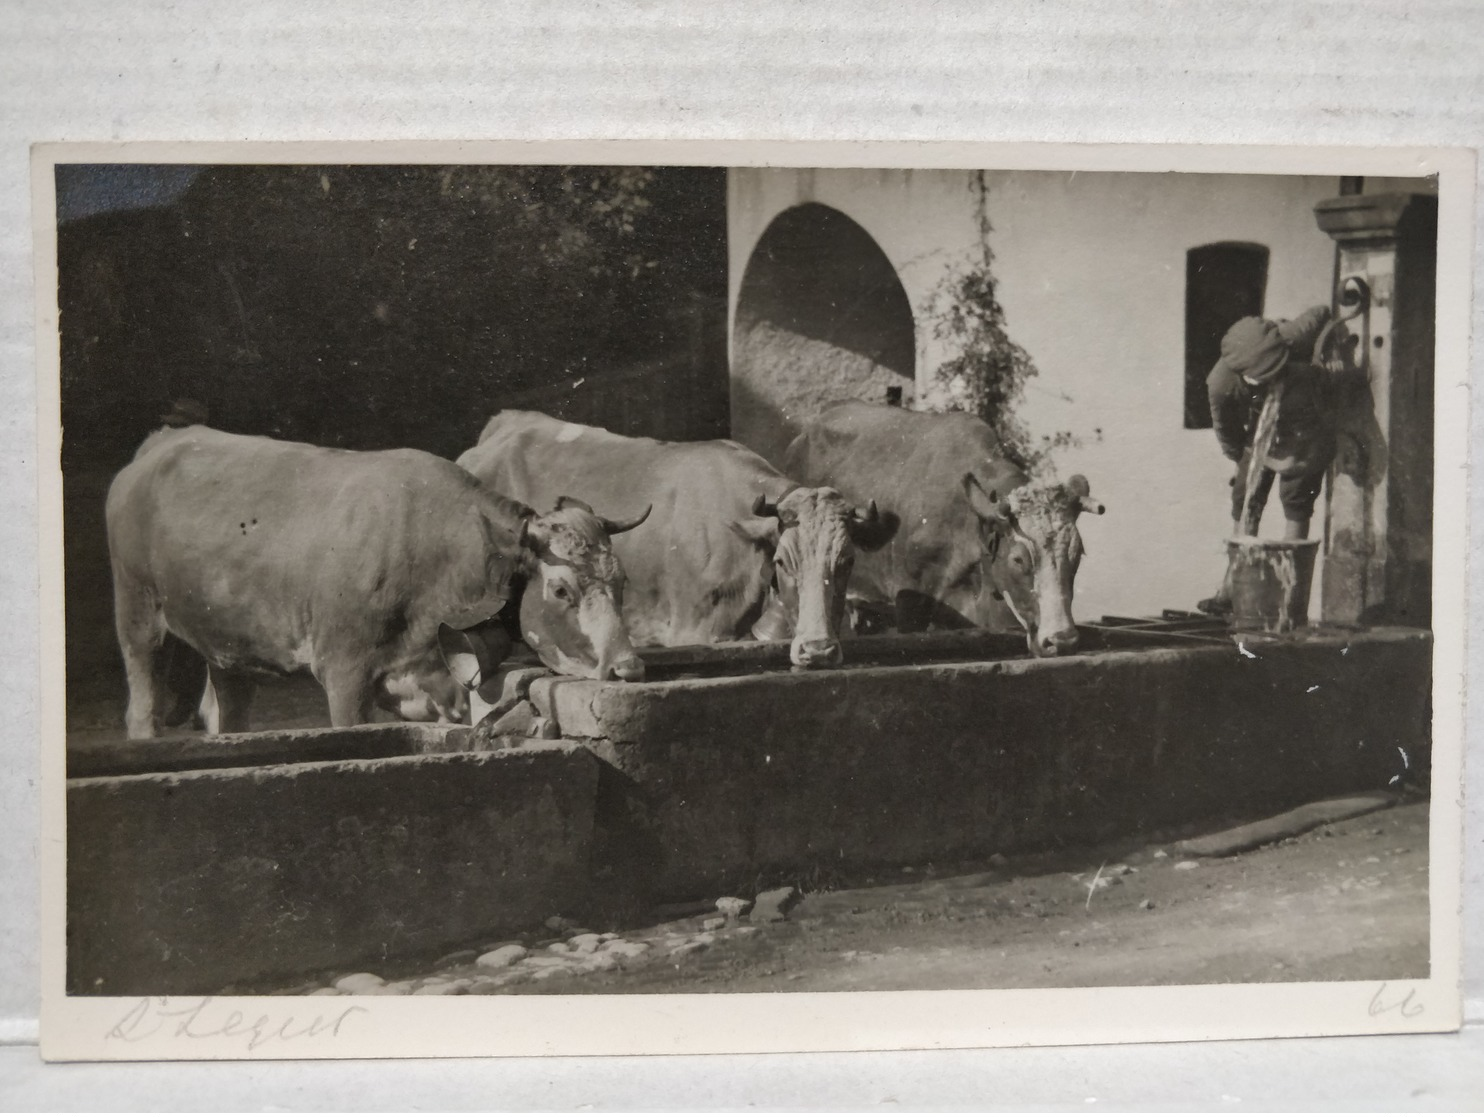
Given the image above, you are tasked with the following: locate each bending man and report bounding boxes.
[1198,304,1335,616]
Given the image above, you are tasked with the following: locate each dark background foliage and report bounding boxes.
[57,164,728,469]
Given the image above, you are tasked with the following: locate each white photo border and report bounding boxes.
[35,139,1472,1062]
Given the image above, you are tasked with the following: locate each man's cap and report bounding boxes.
[1219,317,1290,385]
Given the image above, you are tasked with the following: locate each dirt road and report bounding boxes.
[278,799,1429,996]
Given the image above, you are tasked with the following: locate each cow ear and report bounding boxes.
[846,502,899,552]
[729,515,780,550]
[753,492,801,529]
[963,473,1010,526]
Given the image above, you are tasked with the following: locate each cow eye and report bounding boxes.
[1011,553,1030,572]
[552,583,573,603]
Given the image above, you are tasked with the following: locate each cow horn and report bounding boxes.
[854,500,879,523]
[554,495,596,515]
[601,504,652,535]
[752,493,780,519]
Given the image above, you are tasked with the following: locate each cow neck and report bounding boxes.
[480,490,537,539]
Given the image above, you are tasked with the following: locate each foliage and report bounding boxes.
[437,166,658,280]
[915,173,1078,477]
[58,164,724,466]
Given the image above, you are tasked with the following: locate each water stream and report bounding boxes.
[1238,379,1285,537]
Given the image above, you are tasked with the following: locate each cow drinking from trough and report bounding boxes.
[106,425,647,739]
[783,401,1104,656]
[457,410,895,669]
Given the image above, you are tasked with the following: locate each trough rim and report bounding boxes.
[546,623,1431,699]
[65,736,591,786]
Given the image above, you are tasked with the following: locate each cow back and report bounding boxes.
[460,411,791,646]
[783,401,1026,628]
[107,425,524,676]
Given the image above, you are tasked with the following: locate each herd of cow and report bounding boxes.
[104,400,1104,739]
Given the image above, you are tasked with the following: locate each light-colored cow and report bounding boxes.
[458,410,894,669]
[106,425,646,738]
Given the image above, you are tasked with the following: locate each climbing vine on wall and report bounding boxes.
[917,171,1079,477]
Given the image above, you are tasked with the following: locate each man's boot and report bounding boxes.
[1197,586,1233,616]
[1198,519,1241,615]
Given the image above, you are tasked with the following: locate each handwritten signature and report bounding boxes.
[106,996,368,1051]
[1368,982,1424,1019]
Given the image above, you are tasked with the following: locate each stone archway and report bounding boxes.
[732,203,915,465]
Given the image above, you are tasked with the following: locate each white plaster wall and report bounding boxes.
[729,168,1342,620]
[978,170,1339,620]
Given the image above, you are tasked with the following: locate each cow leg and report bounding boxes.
[322,667,376,728]
[202,664,256,734]
[198,675,218,734]
[114,574,165,740]
[120,647,161,739]
[159,632,208,728]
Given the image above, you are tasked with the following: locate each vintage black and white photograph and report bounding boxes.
[38,145,1466,1059]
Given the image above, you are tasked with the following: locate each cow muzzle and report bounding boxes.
[602,653,646,682]
[791,637,843,669]
[1036,626,1080,657]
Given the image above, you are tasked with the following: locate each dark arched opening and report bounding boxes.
[732,203,915,463]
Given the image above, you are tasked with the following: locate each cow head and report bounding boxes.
[741,487,897,669]
[964,472,1104,657]
[518,497,651,682]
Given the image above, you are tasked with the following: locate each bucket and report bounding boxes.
[1224,538,1320,634]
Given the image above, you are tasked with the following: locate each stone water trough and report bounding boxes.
[67,621,1431,995]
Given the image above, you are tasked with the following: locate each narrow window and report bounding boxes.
[1184,242,1269,429]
